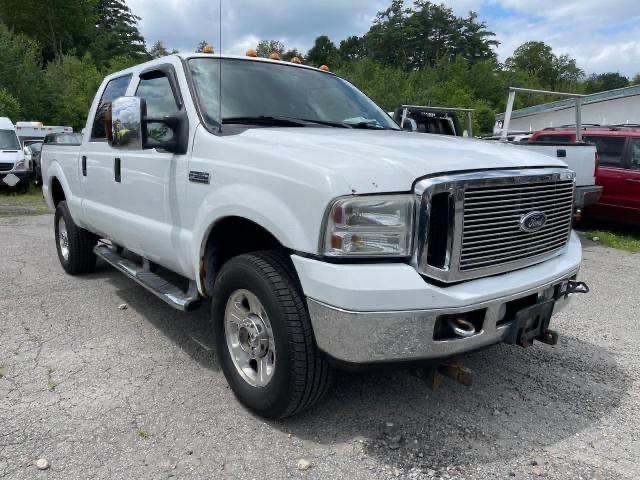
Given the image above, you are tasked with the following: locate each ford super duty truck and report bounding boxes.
[42,53,588,419]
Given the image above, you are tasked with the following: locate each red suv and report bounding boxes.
[530,126,640,225]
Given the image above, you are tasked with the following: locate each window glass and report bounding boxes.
[135,74,179,144]
[0,130,20,150]
[188,58,398,130]
[630,139,640,169]
[535,134,572,142]
[584,136,626,166]
[91,74,132,141]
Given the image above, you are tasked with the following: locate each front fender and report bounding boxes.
[192,183,318,291]
[44,161,87,225]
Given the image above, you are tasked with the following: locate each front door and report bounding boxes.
[81,74,133,240]
[114,65,191,275]
[621,138,640,222]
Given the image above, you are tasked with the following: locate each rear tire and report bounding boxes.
[54,201,97,275]
[211,251,332,419]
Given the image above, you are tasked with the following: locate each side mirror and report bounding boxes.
[107,96,145,150]
[107,96,189,154]
[402,118,417,132]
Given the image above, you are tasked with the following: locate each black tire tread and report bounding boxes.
[216,250,332,418]
[55,201,97,275]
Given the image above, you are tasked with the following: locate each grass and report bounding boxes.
[583,230,640,253]
[0,183,49,216]
[0,365,6,379]
[46,367,57,391]
[137,427,150,439]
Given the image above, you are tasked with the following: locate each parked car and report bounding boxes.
[530,126,640,225]
[23,140,43,184]
[42,53,588,419]
[0,117,31,191]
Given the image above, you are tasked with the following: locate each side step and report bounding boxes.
[94,244,202,312]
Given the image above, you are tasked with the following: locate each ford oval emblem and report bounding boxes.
[520,211,547,233]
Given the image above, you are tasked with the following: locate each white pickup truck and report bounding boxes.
[42,53,588,418]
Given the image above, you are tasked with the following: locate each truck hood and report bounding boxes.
[0,150,21,163]
[237,127,567,194]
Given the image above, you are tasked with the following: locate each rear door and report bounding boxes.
[583,135,629,221]
[623,138,640,219]
[81,74,132,238]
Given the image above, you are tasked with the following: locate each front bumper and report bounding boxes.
[575,185,602,208]
[0,171,32,186]
[293,232,582,364]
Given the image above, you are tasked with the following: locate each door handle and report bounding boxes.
[82,156,87,176]
[114,158,121,183]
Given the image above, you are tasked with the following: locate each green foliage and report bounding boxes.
[0,88,21,120]
[633,73,640,86]
[282,49,304,62]
[583,72,629,94]
[0,24,44,120]
[306,36,339,67]
[505,41,584,90]
[256,40,285,58]
[0,0,97,61]
[43,54,102,130]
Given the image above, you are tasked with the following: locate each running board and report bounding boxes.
[94,244,201,312]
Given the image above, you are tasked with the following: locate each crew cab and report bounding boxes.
[531,126,640,225]
[42,54,587,419]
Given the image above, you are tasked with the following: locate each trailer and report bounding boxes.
[15,122,72,143]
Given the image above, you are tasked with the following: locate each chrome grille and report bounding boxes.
[0,163,13,171]
[460,180,574,271]
[414,168,576,283]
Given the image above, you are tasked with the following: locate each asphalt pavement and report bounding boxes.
[1,214,639,479]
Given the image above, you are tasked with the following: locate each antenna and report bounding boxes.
[217,0,223,133]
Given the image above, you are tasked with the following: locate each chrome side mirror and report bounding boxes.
[107,96,146,150]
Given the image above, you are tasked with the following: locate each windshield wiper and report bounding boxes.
[222,116,307,127]
[286,118,352,129]
[344,120,392,130]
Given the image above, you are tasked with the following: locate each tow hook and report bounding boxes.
[565,280,589,295]
[412,359,473,390]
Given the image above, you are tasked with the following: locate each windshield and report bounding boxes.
[188,58,399,130]
[0,129,20,150]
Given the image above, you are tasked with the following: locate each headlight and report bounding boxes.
[13,159,26,171]
[322,194,415,257]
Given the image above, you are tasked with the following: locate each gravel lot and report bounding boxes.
[1,214,639,479]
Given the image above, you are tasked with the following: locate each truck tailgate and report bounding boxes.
[513,143,596,188]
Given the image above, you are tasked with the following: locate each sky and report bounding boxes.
[127,0,640,76]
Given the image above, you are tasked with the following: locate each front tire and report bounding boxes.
[212,251,332,419]
[54,201,97,275]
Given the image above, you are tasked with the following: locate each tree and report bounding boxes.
[0,0,96,61]
[43,54,102,129]
[195,40,210,53]
[149,41,169,59]
[583,72,629,94]
[91,0,148,67]
[633,73,640,85]
[282,49,304,62]
[256,40,285,58]
[339,36,367,61]
[0,89,22,121]
[305,36,338,67]
[0,24,45,119]
[505,41,583,90]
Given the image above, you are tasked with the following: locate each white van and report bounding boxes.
[0,117,31,190]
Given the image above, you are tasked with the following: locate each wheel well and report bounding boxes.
[51,177,66,207]
[201,217,285,296]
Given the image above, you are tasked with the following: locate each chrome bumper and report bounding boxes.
[306,271,578,364]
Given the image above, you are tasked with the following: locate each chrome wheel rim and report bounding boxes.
[58,216,69,261]
[224,289,276,387]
